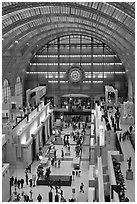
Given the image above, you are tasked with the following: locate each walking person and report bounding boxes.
[37,193,42,202]
[79,182,84,193]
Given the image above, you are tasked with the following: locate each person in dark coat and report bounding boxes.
[119,132,122,142]
[61,148,64,159]
[29,178,33,187]
[54,149,57,158]
[10,176,14,186]
[129,126,133,134]
[28,164,31,173]
[79,182,84,193]
[25,173,29,185]
[17,179,21,189]
[25,195,29,202]
[20,178,24,188]
[14,177,18,186]
[37,194,42,202]
[58,159,61,168]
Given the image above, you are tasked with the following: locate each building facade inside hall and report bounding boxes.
[2,2,135,202]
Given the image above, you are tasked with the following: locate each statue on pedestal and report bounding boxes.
[127,157,132,171]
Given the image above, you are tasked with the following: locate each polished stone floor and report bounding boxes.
[10,126,91,202]
[9,113,135,202]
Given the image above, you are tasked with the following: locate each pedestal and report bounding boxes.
[126,170,133,180]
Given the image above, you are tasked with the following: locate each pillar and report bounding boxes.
[115,89,118,106]
[54,95,60,108]
[128,78,133,101]
[105,90,108,105]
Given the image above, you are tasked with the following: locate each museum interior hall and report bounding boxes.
[2,2,135,202]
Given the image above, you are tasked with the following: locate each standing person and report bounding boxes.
[29,178,32,187]
[17,193,21,201]
[21,191,24,202]
[54,160,57,167]
[20,178,24,188]
[17,179,21,189]
[51,157,55,166]
[28,164,31,173]
[32,174,36,187]
[37,194,42,202]
[25,173,29,185]
[119,132,122,142]
[61,148,64,159]
[54,149,57,158]
[68,145,70,152]
[14,177,18,187]
[79,182,84,193]
[129,126,133,134]
[25,194,29,202]
[10,176,14,186]
[58,159,61,168]
[29,190,33,200]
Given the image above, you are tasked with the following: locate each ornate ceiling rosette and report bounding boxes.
[66,64,85,84]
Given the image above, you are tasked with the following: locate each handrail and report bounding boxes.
[107,151,120,202]
[98,157,105,202]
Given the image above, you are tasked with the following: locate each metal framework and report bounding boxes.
[2,2,135,89]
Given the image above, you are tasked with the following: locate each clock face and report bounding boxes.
[69,68,82,82]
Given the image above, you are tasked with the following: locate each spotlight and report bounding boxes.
[39,155,43,160]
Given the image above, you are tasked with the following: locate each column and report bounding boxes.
[105,90,108,105]
[128,77,133,101]
[115,89,118,106]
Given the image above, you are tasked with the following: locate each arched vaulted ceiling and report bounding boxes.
[2,2,135,88]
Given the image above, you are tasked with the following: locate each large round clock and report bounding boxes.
[66,65,85,83]
[70,69,82,82]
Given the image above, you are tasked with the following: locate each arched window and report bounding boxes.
[2,79,11,103]
[15,76,22,96]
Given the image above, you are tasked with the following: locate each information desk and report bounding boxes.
[37,175,72,186]
[73,157,81,170]
[40,157,49,167]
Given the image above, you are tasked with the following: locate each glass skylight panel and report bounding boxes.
[3,2,14,7]
[71,7,76,15]
[54,6,58,14]
[119,12,127,22]
[92,2,99,9]
[92,14,97,20]
[97,2,103,11]
[107,5,116,16]
[112,8,121,20]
